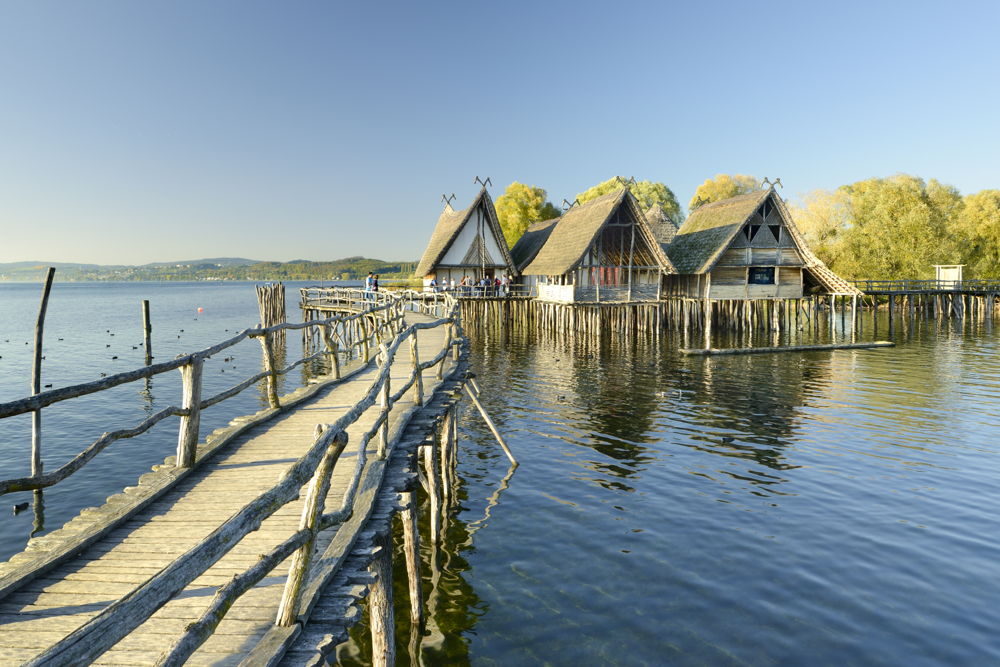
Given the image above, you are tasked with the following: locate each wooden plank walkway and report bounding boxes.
[0,310,455,665]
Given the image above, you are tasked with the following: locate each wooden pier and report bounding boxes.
[0,289,485,665]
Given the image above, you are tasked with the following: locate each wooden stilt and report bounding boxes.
[369,530,395,667]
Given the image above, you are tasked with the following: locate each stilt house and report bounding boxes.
[510,189,675,303]
[414,188,516,289]
[663,187,858,298]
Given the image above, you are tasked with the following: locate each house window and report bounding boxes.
[748,266,775,285]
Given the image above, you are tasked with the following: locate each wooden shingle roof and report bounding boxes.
[519,189,675,276]
[414,188,514,277]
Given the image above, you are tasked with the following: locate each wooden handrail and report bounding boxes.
[8,285,466,665]
[0,292,450,494]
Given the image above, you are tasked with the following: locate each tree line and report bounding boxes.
[494,174,1000,280]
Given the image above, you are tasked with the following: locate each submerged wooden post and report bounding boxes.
[176,356,205,468]
[399,490,424,629]
[439,412,452,504]
[369,530,395,667]
[463,384,517,466]
[423,440,441,545]
[142,299,153,365]
[31,267,56,477]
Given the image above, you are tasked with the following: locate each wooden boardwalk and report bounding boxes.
[0,303,463,665]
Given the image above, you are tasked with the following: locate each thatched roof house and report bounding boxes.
[511,189,675,303]
[664,187,858,299]
[414,188,515,287]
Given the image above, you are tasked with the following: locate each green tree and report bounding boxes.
[688,174,759,210]
[495,182,561,247]
[952,189,1000,277]
[792,174,962,280]
[789,189,851,267]
[576,177,681,222]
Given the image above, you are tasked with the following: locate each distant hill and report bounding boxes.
[140,258,260,268]
[0,257,417,282]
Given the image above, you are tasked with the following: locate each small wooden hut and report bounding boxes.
[511,189,675,303]
[414,188,516,288]
[663,187,858,299]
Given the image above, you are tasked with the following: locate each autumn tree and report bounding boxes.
[688,174,759,210]
[495,182,561,247]
[952,190,1000,277]
[576,177,682,223]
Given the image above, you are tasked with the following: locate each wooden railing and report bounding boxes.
[0,296,406,495]
[16,289,465,665]
[850,279,1000,293]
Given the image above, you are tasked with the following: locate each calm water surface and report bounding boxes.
[2,283,999,665]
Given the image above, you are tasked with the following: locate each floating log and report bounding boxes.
[680,341,895,356]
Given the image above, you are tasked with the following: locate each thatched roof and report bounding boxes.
[509,216,560,271]
[645,204,678,245]
[667,190,770,273]
[518,189,675,276]
[414,188,515,277]
[667,188,859,295]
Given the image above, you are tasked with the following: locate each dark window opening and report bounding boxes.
[761,200,773,219]
[747,224,760,240]
[769,225,781,242]
[748,266,775,285]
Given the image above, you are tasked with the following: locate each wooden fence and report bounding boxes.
[1,288,465,664]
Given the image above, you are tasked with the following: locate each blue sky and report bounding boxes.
[1,1,998,265]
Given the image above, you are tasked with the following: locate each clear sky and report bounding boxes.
[1,0,998,265]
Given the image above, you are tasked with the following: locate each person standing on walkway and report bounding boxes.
[364,272,375,302]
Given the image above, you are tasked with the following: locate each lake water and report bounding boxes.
[2,283,1000,665]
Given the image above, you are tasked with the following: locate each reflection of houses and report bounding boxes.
[510,189,675,303]
[664,187,858,299]
[414,188,516,288]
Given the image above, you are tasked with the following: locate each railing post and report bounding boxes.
[322,323,340,379]
[176,356,205,468]
[451,323,460,361]
[409,331,423,406]
[276,427,347,626]
[361,317,370,363]
[378,343,391,459]
[259,332,281,409]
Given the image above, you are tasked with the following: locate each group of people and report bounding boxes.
[428,274,510,297]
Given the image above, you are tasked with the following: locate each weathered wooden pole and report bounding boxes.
[399,491,424,629]
[463,384,516,466]
[423,442,441,545]
[258,332,281,409]
[176,356,205,468]
[31,267,56,477]
[369,530,396,667]
[410,332,423,406]
[438,412,452,504]
[142,299,153,365]
[276,426,346,626]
